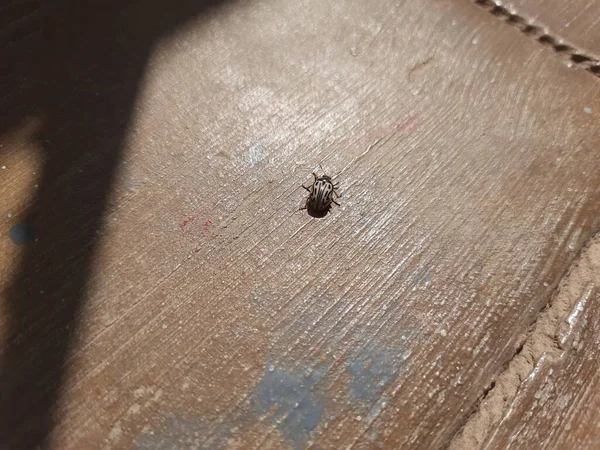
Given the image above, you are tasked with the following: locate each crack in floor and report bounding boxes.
[449,233,600,449]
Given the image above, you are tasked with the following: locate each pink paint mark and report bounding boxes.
[393,115,421,134]
[344,115,422,153]
[179,216,197,231]
[202,219,213,232]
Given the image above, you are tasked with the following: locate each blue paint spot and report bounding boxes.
[255,365,325,449]
[346,348,406,406]
[10,223,35,244]
[411,269,431,287]
[423,271,431,285]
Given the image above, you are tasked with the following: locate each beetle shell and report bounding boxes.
[309,176,335,211]
[303,171,340,217]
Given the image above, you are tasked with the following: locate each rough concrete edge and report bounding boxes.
[448,232,600,450]
[473,0,600,77]
[447,3,600,447]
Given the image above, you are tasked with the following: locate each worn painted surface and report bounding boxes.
[1,0,600,449]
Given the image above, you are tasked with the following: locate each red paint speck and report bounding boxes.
[358,115,422,149]
[202,220,213,232]
[179,216,197,230]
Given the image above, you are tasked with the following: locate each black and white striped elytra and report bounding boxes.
[302,168,341,217]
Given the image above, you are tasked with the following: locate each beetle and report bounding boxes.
[301,165,341,217]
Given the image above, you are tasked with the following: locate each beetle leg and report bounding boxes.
[333,189,341,198]
[332,199,341,206]
[302,184,311,192]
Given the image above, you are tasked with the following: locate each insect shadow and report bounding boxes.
[305,202,331,218]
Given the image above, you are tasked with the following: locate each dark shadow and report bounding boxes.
[0,0,230,447]
[306,204,331,219]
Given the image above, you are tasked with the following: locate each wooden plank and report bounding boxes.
[499,0,600,57]
[1,0,600,448]
[452,235,600,449]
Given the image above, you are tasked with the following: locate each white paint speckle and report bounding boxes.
[1,165,6,169]
[133,387,146,398]
[127,403,141,415]
[162,324,167,329]
[584,107,592,114]
[245,143,269,166]
[471,37,479,45]
[108,422,122,441]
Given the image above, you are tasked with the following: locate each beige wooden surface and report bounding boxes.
[1,0,600,449]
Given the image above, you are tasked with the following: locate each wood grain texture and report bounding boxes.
[501,0,600,57]
[1,0,600,449]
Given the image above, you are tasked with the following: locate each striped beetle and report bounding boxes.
[301,165,341,217]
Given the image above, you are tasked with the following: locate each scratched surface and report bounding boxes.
[1,0,600,449]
